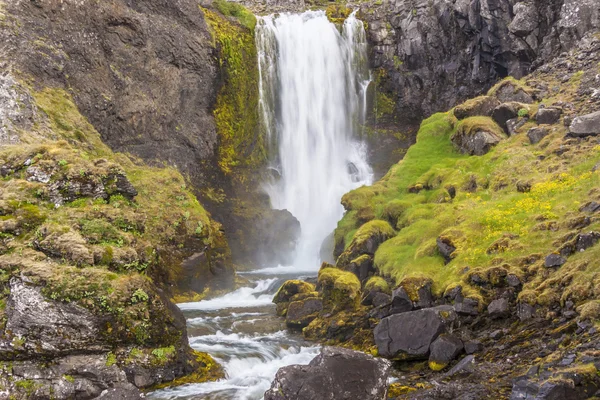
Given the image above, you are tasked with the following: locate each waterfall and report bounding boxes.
[256,11,373,272]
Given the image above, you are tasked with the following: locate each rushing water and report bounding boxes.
[259,11,373,272]
[150,11,371,400]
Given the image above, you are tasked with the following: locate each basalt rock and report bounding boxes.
[264,347,391,400]
[535,107,562,125]
[569,110,600,137]
[428,334,464,371]
[527,127,550,144]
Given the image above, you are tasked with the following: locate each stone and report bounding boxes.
[494,82,534,104]
[490,330,504,340]
[374,307,455,359]
[444,355,476,378]
[527,127,550,144]
[264,347,390,400]
[535,107,562,125]
[508,2,539,37]
[575,232,600,252]
[507,274,521,288]
[454,96,500,120]
[372,292,392,308]
[492,102,524,133]
[569,110,600,137]
[428,334,464,371]
[273,280,316,316]
[452,128,504,156]
[545,254,567,268]
[488,298,510,319]
[455,298,479,316]
[464,340,483,355]
[390,286,413,314]
[580,202,600,213]
[506,117,529,136]
[437,236,456,263]
[518,303,536,320]
[5,278,105,357]
[285,298,323,329]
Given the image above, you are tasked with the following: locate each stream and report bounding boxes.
[150,10,371,400]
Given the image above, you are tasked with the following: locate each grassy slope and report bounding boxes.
[336,78,600,306]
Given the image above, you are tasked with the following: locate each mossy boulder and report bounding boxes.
[336,220,395,271]
[362,276,391,307]
[451,117,506,156]
[272,280,316,317]
[318,268,361,311]
[285,297,323,329]
[453,96,500,120]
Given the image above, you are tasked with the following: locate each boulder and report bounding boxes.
[372,292,392,308]
[491,102,526,133]
[273,280,316,316]
[506,117,529,136]
[493,81,535,104]
[346,254,374,283]
[285,298,323,329]
[362,276,391,306]
[264,347,390,400]
[451,118,505,156]
[464,341,483,355]
[437,236,456,263]
[374,306,456,360]
[569,110,600,137]
[318,268,361,310]
[336,220,395,270]
[454,298,479,316]
[453,96,500,120]
[535,107,562,125]
[487,298,510,319]
[390,286,413,314]
[527,127,550,144]
[545,254,567,268]
[580,202,600,213]
[508,2,539,37]
[428,334,464,371]
[444,354,476,378]
[576,232,600,252]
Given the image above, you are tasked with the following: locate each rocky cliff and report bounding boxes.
[362,0,600,123]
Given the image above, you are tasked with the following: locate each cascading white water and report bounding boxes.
[150,11,373,400]
[257,11,373,272]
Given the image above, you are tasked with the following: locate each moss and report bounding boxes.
[325,4,352,25]
[487,76,535,98]
[387,383,417,397]
[453,116,505,139]
[152,350,224,389]
[105,352,117,367]
[428,360,447,371]
[273,280,315,304]
[203,8,264,175]
[212,0,256,30]
[364,276,390,294]
[318,267,361,310]
[577,300,600,321]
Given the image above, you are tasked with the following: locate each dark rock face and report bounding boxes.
[437,237,456,263]
[569,110,600,137]
[361,0,599,120]
[253,209,301,267]
[374,307,456,359]
[264,347,391,400]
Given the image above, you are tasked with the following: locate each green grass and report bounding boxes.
[212,0,256,31]
[335,105,600,304]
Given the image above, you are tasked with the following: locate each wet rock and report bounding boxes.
[286,298,323,329]
[437,236,456,263]
[527,127,550,144]
[536,107,562,125]
[569,110,600,137]
[488,298,510,319]
[374,306,456,360]
[428,334,464,371]
[545,254,567,268]
[506,117,529,136]
[454,96,500,120]
[254,209,301,267]
[264,347,390,400]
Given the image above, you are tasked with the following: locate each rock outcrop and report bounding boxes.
[362,0,599,120]
[264,347,391,400]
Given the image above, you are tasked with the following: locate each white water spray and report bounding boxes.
[257,11,372,272]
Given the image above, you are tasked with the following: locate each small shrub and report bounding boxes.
[518,108,529,118]
[131,288,149,304]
